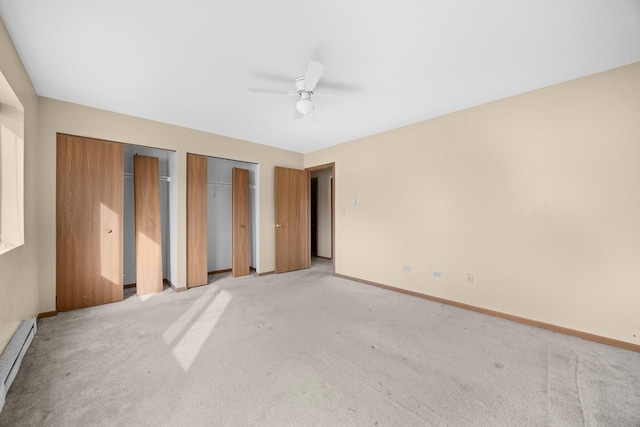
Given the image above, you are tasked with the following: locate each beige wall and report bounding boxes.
[37,98,303,313]
[0,20,40,352]
[305,62,640,345]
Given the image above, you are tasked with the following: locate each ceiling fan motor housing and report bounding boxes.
[295,76,307,93]
[295,76,314,114]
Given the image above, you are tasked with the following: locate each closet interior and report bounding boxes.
[123,145,177,294]
[206,156,259,276]
[124,151,258,292]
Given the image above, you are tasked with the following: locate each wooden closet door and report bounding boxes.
[134,155,163,296]
[56,134,123,311]
[187,154,208,287]
[232,168,250,277]
[274,166,310,273]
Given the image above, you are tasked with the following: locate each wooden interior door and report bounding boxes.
[274,166,310,273]
[134,155,163,296]
[232,168,250,277]
[187,153,208,287]
[56,134,123,311]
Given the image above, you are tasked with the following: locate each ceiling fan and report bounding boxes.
[248,60,332,119]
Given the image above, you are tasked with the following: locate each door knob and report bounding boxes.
[107,229,113,234]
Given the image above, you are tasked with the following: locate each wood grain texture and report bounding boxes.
[232,168,250,277]
[274,166,310,273]
[36,311,57,323]
[56,134,123,311]
[134,155,163,296]
[187,154,208,287]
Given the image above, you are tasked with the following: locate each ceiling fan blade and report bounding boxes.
[304,60,325,92]
[248,87,294,95]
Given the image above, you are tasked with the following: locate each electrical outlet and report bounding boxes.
[433,271,442,279]
[402,265,411,272]
[466,273,474,284]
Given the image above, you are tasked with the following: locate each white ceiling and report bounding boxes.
[1,1,639,153]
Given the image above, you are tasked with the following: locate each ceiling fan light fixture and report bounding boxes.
[296,98,313,114]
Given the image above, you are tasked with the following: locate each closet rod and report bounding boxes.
[124,172,171,182]
[123,175,255,188]
[209,181,256,189]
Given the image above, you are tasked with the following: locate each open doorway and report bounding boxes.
[307,163,335,272]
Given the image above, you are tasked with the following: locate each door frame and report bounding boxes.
[305,162,335,275]
[310,177,318,257]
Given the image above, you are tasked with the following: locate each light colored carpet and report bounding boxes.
[1,259,639,426]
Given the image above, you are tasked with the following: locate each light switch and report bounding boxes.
[352,198,357,206]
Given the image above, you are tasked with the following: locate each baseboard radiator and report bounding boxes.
[0,318,36,413]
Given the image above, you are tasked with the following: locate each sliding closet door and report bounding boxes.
[56,134,123,311]
[232,168,250,277]
[274,166,310,273]
[187,154,208,287]
[134,155,163,295]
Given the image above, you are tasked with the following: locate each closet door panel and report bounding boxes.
[134,155,163,295]
[56,134,123,311]
[232,168,250,277]
[187,154,208,287]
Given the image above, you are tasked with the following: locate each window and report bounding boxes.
[0,71,24,255]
